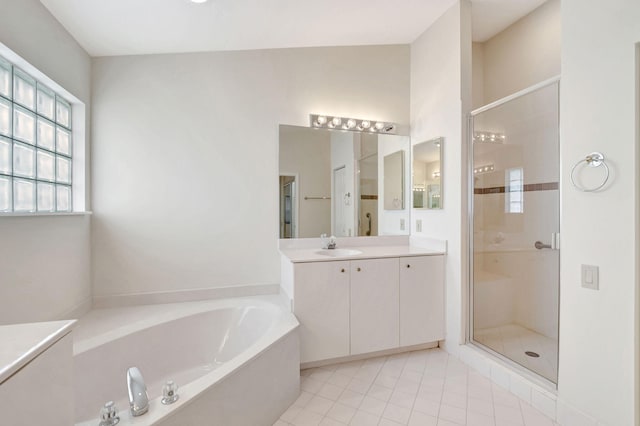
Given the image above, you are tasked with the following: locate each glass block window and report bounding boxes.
[0,55,72,213]
[505,167,524,214]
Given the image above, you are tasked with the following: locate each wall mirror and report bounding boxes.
[383,150,404,210]
[279,125,410,238]
[413,137,443,209]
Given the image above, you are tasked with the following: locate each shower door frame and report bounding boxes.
[466,75,562,389]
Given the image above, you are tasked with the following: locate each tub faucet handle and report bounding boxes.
[161,380,180,405]
[98,401,120,426]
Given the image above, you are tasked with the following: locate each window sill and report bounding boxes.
[0,211,92,218]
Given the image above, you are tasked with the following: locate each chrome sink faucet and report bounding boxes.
[127,367,149,417]
[321,234,337,249]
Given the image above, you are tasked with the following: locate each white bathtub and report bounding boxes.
[73,296,300,425]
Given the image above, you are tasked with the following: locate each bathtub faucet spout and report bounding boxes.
[127,367,149,417]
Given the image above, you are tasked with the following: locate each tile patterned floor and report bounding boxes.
[274,348,558,426]
[474,324,558,383]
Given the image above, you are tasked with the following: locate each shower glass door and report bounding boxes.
[470,80,560,384]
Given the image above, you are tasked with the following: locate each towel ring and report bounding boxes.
[570,152,609,192]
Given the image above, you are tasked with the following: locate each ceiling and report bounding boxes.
[39,0,548,57]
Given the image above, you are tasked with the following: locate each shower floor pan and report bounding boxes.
[474,323,558,382]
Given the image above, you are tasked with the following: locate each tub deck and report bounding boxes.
[73,294,299,426]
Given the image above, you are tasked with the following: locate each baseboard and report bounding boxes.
[92,283,281,309]
[300,341,439,370]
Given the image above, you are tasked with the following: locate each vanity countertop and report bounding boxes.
[280,244,445,263]
[0,319,76,384]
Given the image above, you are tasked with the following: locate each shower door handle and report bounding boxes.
[535,233,560,250]
[534,241,551,250]
[365,212,372,236]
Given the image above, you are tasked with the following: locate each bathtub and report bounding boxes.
[73,296,300,426]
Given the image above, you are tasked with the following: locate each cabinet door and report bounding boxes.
[350,258,399,355]
[399,255,444,346]
[294,261,350,363]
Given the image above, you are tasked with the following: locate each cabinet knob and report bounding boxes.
[406,264,411,268]
[357,267,361,272]
[340,268,345,273]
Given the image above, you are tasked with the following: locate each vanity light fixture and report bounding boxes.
[310,114,396,134]
[473,131,506,143]
[473,164,495,175]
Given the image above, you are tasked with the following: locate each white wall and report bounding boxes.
[559,0,639,424]
[471,42,485,110]
[0,0,92,324]
[474,0,561,106]
[91,45,409,298]
[410,0,472,352]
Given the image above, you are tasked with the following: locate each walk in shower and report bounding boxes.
[469,79,560,384]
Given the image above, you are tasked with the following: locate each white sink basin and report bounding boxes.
[315,249,363,257]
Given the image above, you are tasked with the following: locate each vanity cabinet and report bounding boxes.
[350,258,399,355]
[294,260,351,363]
[399,255,444,347]
[290,254,444,364]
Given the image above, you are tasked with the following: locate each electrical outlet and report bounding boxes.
[416,219,422,232]
[581,264,599,290]
[400,218,405,231]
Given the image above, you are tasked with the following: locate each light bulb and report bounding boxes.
[361,120,370,129]
[346,119,356,129]
[374,122,384,130]
[317,116,327,125]
[331,117,342,126]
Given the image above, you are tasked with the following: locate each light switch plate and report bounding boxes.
[416,219,422,233]
[581,264,599,290]
[400,218,405,231]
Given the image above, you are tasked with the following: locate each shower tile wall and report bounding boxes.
[474,191,559,339]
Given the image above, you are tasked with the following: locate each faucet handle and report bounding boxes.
[320,233,329,249]
[162,380,179,405]
[99,401,120,426]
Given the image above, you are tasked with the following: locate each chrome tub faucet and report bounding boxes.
[127,367,149,417]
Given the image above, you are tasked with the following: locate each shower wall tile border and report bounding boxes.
[474,182,559,194]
